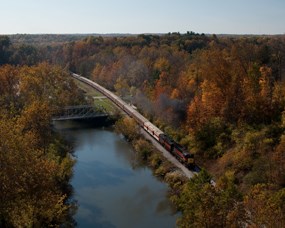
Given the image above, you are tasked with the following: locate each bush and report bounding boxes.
[154,165,168,177]
[133,138,152,160]
[165,171,186,189]
[149,153,162,169]
[114,117,139,141]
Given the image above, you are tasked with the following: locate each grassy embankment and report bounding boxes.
[73,79,118,113]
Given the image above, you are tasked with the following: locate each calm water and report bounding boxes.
[55,121,178,228]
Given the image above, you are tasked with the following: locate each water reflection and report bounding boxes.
[74,160,133,188]
[55,121,178,228]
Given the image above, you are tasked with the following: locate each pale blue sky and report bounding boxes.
[0,0,284,34]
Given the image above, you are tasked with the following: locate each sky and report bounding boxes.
[0,0,284,35]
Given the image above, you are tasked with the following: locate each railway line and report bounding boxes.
[71,73,198,178]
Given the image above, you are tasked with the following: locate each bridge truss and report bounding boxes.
[52,105,108,121]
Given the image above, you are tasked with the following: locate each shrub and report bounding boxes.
[114,117,139,141]
[133,138,152,160]
[149,153,162,169]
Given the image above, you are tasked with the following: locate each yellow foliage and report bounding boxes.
[0,64,77,226]
[115,117,139,141]
[170,88,180,99]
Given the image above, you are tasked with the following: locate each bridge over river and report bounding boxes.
[52,105,109,121]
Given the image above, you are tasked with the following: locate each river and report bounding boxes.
[55,121,178,228]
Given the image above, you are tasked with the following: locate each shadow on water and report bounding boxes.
[52,116,116,130]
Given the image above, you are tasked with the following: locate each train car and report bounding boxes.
[143,122,163,141]
[130,108,149,126]
[159,134,175,152]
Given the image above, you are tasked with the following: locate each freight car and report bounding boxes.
[71,73,195,169]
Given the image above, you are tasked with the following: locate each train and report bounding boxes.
[71,73,195,169]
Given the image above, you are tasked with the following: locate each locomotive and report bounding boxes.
[159,134,194,168]
[72,73,195,169]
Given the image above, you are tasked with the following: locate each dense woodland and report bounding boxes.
[1,33,285,226]
[0,36,86,226]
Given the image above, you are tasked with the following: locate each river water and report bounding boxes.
[55,121,178,228]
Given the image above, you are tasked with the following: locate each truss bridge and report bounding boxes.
[52,105,109,121]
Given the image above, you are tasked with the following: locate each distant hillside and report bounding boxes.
[8,33,282,46]
[8,33,141,45]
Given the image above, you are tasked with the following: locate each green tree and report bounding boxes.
[0,36,11,64]
[177,170,244,228]
[12,44,40,66]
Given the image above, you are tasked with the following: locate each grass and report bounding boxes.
[73,79,103,97]
[73,78,118,113]
[94,98,117,113]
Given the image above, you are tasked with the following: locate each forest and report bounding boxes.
[1,32,285,226]
[0,36,86,227]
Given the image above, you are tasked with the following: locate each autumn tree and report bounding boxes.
[0,111,74,227]
[244,184,285,227]
[18,62,84,108]
[115,116,140,141]
[114,77,130,97]
[0,65,20,110]
[0,63,82,226]
[271,134,285,186]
